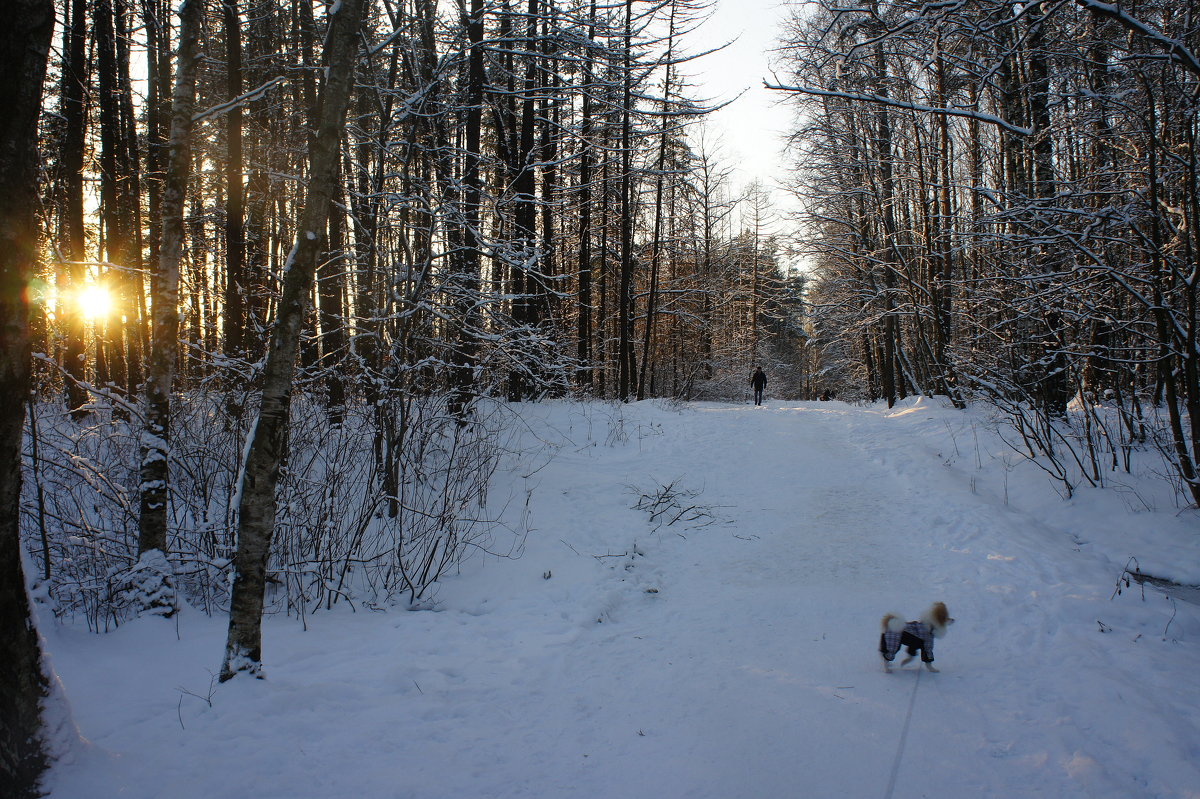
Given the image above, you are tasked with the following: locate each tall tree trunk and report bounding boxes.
[349,88,382,407]
[95,0,136,400]
[449,0,485,418]
[137,0,203,580]
[637,2,676,401]
[240,0,280,363]
[932,41,963,407]
[508,0,541,401]
[1145,90,1200,507]
[0,2,57,794]
[870,28,899,408]
[142,0,171,280]
[223,0,247,362]
[539,8,559,349]
[597,116,611,396]
[59,0,89,416]
[221,0,365,681]
[575,0,597,390]
[1026,0,1070,417]
[295,0,321,377]
[318,172,347,424]
[115,0,147,394]
[617,0,636,400]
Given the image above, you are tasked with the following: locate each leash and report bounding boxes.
[883,666,922,799]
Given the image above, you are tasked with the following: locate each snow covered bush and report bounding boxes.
[21,391,514,629]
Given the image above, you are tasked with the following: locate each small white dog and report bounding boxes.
[879,602,953,673]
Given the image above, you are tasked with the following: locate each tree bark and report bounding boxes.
[59,0,89,417]
[507,0,542,401]
[0,2,56,794]
[617,0,637,400]
[448,0,485,418]
[637,1,677,401]
[141,0,171,315]
[870,30,899,408]
[95,0,139,400]
[575,0,597,389]
[137,0,203,576]
[221,0,365,681]
[222,0,248,362]
[318,167,347,425]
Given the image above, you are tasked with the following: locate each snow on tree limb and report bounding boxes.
[191,76,287,124]
[761,80,1034,136]
[1074,0,1200,78]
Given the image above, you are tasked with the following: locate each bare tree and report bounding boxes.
[134,0,206,613]
[775,0,1200,502]
[221,0,366,681]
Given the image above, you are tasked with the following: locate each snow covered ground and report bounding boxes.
[39,398,1200,798]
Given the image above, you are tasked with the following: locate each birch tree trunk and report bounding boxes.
[136,0,203,607]
[221,0,365,681]
[0,2,56,794]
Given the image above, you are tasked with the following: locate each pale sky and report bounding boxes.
[687,0,799,214]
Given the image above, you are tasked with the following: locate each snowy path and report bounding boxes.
[43,400,1200,799]
[526,403,951,798]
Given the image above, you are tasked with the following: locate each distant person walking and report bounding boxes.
[750,366,767,406]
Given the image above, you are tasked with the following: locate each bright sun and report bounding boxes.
[77,285,113,320]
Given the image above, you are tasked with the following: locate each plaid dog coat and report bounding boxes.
[879,620,936,664]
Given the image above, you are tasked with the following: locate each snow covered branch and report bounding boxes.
[762,80,1034,136]
[1074,0,1200,77]
[191,76,287,124]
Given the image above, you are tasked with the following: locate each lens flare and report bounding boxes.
[77,285,113,320]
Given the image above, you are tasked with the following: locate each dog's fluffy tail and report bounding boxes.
[881,613,904,633]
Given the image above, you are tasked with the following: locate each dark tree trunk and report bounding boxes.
[1026,1,1070,417]
[59,0,89,416]
[223,0,248,362]
[115,0,147,392]
[0,2,57,794]
[575,0,597,389]
[508,0,541,401]
[617,0,636,401]
[869,22,899,408]
[295,0,322,377]
[96,0,139,400]
[638,4,677,401]
[448,0,485,418]
[318,174,347,424]
[221,0,365,681]
[142,0,171,270]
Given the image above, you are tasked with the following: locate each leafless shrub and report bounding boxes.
[22,391,512,627]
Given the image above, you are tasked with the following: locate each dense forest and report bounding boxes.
[2,0,1198,794]
[34,0,806,416]
[771,0,1200,510]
